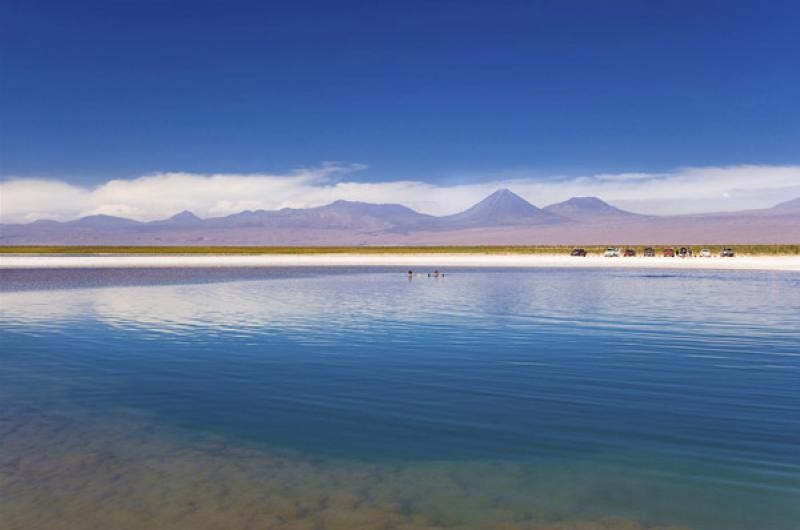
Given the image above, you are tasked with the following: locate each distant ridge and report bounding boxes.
[204,200,433,231]
[151,211,203,227]
[1,191,798,245]
[67,214,143,228]
[769,197,800,213]
[543,196,640,221]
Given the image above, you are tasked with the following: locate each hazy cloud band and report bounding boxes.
[2,164,799,223]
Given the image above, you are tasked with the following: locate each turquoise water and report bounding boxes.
[1,268,799,530]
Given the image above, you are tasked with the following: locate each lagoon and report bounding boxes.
[1,267,799,530]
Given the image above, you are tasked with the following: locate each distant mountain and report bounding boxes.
[66,214,143,228]
[205,200,433,231]
[543,197,640,221]
[151,210,203,227]
[1,191,798,245]
[701,197,800,218]
[439,189,561,227]
[768,197,800,214]
[281,200,433,230]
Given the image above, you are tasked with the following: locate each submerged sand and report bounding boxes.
[1,406,691,530]
[1,253,799,271]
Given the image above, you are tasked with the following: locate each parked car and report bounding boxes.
[699,248,712,257]
[679,247,690,258]
[604,247,621,257]
[623,248,636,257]
[720,247,735,257]
[643,247,655,257]
[570,248,587,257]
[663,248,675,257]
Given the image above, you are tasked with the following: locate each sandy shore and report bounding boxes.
[1,253,799,271]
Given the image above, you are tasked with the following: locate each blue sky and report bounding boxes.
[2,1,800,222]
[2,0,799,184]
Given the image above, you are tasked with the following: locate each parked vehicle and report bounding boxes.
[604,247,621,257]
[663,248,675,257]
[699,248,712,257]
[623,248,636,257]
[720,247,735,257]
[643,247,655,257]
[570,248,587,257]
[679,247,690,258]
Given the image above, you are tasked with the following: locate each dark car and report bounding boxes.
[570,248,587,257]
[663,248,675,257]
[720,247,735,257]
[678,247,690,258]
[643,247,655,257]
[623,248,636,257]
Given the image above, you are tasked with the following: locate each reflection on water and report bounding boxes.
[1,268,799,530]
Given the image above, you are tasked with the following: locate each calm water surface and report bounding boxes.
[1,267,799,530]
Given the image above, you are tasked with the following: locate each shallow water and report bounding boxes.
[1,267,799,530]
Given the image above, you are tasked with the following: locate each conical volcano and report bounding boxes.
[441,189,562,227]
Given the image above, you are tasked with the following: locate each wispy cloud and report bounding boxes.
[2,164,799,223]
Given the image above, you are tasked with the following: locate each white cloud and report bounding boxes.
[1,163,799,223]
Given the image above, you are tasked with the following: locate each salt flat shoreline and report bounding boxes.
[1,254,799,271]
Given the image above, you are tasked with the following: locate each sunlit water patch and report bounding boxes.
[1,268,799,530]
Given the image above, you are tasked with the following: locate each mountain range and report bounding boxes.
[1,190,798,245]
